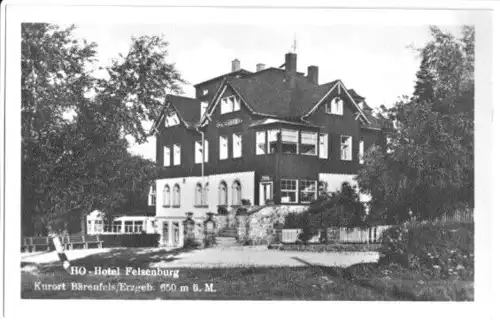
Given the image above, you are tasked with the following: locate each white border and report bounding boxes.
[1,1,497,331]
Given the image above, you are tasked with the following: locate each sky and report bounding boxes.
[71,20,466,161]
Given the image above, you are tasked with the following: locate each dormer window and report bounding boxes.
[327,97,343,115]
[221,95,241,114]
[165,112,180,127]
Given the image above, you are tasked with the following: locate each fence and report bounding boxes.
[281,225,392,244]
[408,209,474,225]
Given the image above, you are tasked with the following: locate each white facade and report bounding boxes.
[156,171,255,220]
[86,211,157,235]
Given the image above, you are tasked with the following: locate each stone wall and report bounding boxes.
[237,205,308,245]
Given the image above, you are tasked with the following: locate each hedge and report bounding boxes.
[379,223,474,278]
[99,234,160,248]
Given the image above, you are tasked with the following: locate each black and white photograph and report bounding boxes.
[0,1,496,322]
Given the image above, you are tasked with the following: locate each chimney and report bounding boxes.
[231,59,240,72]
[307,66,319,85]
[256,63,266,72]
[285,53,297,73]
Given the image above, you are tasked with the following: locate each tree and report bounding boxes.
[21,24,185,235]
[357,26,474,223]
[284,182,366,242]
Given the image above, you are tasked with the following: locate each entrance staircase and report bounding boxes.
[215,225,238,247]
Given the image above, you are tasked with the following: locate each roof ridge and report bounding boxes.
[167,94,199,101]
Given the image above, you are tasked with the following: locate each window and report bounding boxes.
[165,112,180,127]
[282,129,299,154]
[133,221,143,233]
[340,135,352,161]
[124,221,134,233]
[112,221,122,233]
[281,179,298,203]
[104,221,112,233]
[219,136,228,160]
[94,220,103,233]
[268,129,280,154]
[202,89,208,96]
[148,184,156,206]
[200,101,208,118]
[256,131,266,155]
[173,144,181,165]
[195,183,203,206]
[163,146,171,167]
[163,185,170,207]
[232,180,242,206]
[319,181,328,196]
[328,97,343,115]
[300,131,318,155]
[359,140,364,164]
[221,95,240,114]
[300,180,317,203]
[219,181,228,206]
[195,140,208,164]
[233,133,242,158]
[319,133,328,159]
[173,184,181,207]
[202,183,209,206]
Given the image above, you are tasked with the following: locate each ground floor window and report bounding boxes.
[133,221,143,233]
[281,179,298,203]
[219,181,228,205]
[112,221,122,233]
[94,220,103,233]
[124,221,134,233]
[232,180,242,205]
[300,180,317,203]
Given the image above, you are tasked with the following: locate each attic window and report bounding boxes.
[202,89,208,96]
[221,95,241,114]
[327,97,343,115]
[165,112,180,127]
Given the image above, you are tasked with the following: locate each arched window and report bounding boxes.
[163,185,170,206]
[219,181,228,206]
[232,180,242,206]
[195,183,203,206]
[203,183,210,206]
[173,184,181,207]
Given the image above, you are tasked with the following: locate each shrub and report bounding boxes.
[99,234,160,248]
[298,225,318,244]
[235,207,248,216]
[379,223,474,278]
[217,205,229,215]
[183,237,200,249]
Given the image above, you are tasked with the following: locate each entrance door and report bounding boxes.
[162,222,169,246]
[259,182,273,205]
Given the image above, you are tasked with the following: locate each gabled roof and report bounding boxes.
[166,95,201,126]
[145,61,388,135]
[151,95,201,134]
[226,67,334,118]
[194,69,253,87]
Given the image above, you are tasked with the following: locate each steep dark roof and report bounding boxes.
[228,67,337,119]
[194,69,253,87]
[348,88,365,101]
[166,94,201,126]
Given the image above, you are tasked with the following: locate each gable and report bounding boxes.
[301,80,370,124]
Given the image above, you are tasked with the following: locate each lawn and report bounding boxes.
[21,247,473,301]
